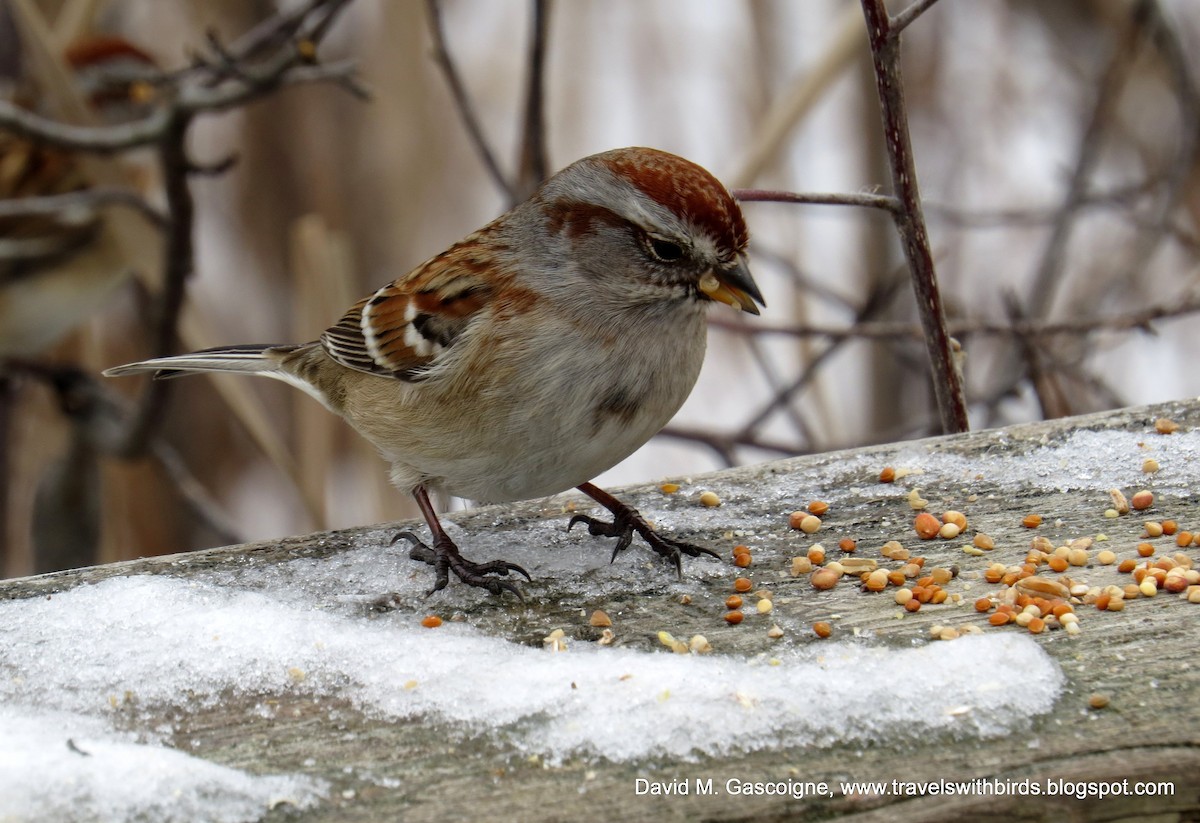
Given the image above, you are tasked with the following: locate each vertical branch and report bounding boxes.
[114,113,194,457]
[515,0,551,198]
[859,0,968,434]
[424,0,516,203]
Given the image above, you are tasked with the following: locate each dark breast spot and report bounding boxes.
[591,386,644,435]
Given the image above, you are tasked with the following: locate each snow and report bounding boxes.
[0,707,324,823]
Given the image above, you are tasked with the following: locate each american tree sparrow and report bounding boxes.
[106,147,763,597]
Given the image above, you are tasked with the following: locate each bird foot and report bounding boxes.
[568,498,720,576]
[391,530,530,599]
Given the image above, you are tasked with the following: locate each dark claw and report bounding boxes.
[391,530,529,599]
[569,496,720,575]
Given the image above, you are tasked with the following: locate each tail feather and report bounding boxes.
[103,344,296,379]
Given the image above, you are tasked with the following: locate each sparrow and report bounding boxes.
[105,147,764,598]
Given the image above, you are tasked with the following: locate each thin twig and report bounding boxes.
[733,188,900,213]
[0,187,168,228]
[424,0,516,203]
[710,294,1200,341]
[860,0,969,433]
[515,0,551,198]
[891,0,943,36]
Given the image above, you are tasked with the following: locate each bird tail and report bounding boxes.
[103,344,297,379]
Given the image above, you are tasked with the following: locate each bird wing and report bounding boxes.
[319,243,499,380]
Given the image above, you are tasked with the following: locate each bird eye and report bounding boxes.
[645,235,685,263]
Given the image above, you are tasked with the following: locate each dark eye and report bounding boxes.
[646,235,685,263]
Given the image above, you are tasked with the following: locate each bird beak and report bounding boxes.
[698,255,764,315]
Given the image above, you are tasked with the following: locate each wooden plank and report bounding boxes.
[3,399,1199,821]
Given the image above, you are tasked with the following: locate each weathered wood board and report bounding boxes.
[3,400,1199,822]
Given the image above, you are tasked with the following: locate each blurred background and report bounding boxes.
[3,0,1200,577]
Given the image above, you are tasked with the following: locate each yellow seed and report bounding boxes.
[942,511,968,530]
[1068,548,1089,567]
[1139,578,1158,597]
[1154,417,1180,434]
[938,627,961,641]
[799,515,822,534]
[1096,549,1116,565]
[1103,508,1119,519]
[908,488,928,510]
[939,522,961,539]
[1144,521,1164,538]
[756,599,773,615]
[1187,586,1200,604]
[699,491,721,508]
[894,588,914,605]
[1142,458,1160,473]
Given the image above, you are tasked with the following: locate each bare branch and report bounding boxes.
[424,0,516,203]
[890,0,943,36]
[734,188,900,213]
[515,0,551,198]
[0,186,168,228]
[860,0,969,433]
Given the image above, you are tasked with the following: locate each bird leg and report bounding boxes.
[569,481,720,575]
[392,486,530,599]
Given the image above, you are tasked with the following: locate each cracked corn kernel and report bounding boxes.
[813,621,832,638]
[908,488,928,510]
[699,491,721,507]
[767,625,784,639]
[589,610,612,628]
[791,556,813,576]
[421,615,442,628]
[973,533,995,550]
[689,635,712,654]
[1109,489,1129,515]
